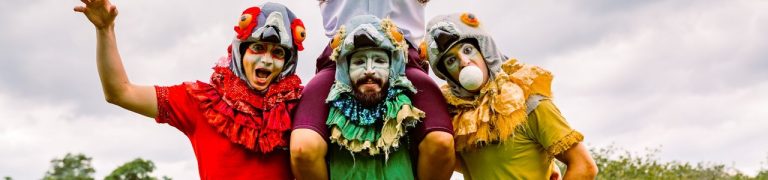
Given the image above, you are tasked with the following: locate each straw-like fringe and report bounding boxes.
[329,26,345,61]
[446,59,555,152]
[328,105,423,159]
[545,130,584,157]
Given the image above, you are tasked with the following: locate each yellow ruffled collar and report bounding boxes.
[442,59,553,151]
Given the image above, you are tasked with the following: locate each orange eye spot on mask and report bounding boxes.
[419,41,428,60]
[294,26,306,42]
[330,34,342,49]
[461,13,480,27]
[390,27,404,43]
[291,19,306,51]
[239,14,253,30]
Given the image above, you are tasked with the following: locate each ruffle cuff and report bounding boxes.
[545,130,584,157]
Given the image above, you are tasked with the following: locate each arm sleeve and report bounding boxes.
[406,67,454,142]
[291,68,334,139]
[527,99,584,157]
[154,84,198,135]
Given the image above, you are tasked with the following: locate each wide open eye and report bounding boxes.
[463,45,474,55]
[444,56,457,67]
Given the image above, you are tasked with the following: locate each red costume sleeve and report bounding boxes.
[155,84,199,135]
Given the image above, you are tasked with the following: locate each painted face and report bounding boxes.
[242,42,287,91]
[442,42,489,92]
[348,49,390,106]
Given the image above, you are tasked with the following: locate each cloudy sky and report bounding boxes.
[1,0,767,179]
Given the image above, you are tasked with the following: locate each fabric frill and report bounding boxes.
[444,59,554,152]
[546,130,584,157]
[184,64,302,153]
[326,88,424,158]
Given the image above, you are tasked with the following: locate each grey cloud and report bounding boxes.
[3,0,768,179]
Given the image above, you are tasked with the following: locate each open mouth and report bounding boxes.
[255,68,272,79]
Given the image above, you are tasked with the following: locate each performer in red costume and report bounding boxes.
[74,1,306,179]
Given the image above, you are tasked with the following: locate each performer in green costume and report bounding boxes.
[324,15,424,179]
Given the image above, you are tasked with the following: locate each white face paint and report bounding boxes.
[243,42,287,91]
[349,49,390,95]
[442,42,489,92]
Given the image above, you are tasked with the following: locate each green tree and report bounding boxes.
[588,145,768,180]
[42,153,95,180]
[105,158,170,180]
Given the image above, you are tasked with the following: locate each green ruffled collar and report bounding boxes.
[325,87,424,158]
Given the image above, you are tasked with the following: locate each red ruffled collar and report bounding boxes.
[185,65,302,153]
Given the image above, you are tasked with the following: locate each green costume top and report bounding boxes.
[325,15,424,180]
[423,13,584,179]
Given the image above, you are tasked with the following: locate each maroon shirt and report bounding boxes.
[292,42,453,144]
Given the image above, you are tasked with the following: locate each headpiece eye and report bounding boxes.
[389,26,404,43]
[238,14,253,30]
[291,19,306,51]
[419,40,428,60]
[234,7,260,40]
[460,13,480,27]
[330,33,342,49]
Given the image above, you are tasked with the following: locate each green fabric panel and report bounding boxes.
[327,107,379,142]
[328,144,414,180]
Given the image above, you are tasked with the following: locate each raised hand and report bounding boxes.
[74,0,118,30]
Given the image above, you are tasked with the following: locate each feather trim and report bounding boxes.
[445,59,554,152]
[545,130,584,157]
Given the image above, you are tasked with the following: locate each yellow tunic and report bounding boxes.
[442,59,584,179]
[459,100,583,179]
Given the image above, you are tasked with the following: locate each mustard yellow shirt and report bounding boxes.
[458,100,583,179]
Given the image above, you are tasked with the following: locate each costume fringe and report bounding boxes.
[446,59,554,152]
[327,94,422,157]
[545,130,584,157]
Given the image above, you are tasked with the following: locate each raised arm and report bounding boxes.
[75,0,158,118]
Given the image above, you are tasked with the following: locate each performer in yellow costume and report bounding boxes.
[422,13,599,179]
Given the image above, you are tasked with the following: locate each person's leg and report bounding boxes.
[290,46,335,180]
[405,66,456,180]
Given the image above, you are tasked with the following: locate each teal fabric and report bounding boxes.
[326,15,415,103]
